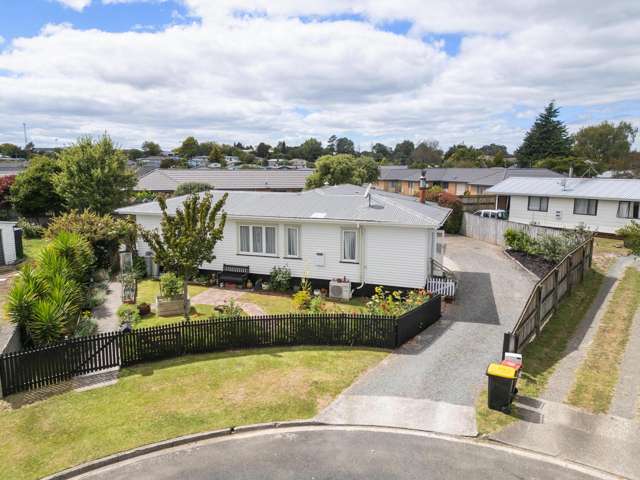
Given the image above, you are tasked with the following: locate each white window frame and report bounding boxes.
[238,224,278,256]
[573,198,598,216]
[341,228,358,263]
[617,201,640,219]
[284,225,301,259]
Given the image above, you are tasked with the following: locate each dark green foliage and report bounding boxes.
[141,141,162,156]
[132,255,147,279]
[53,135,137,214]
[269,266,291,292]
[10,155,64,218]
[426,190,463,234]
[299,138,323,161]
[617,221,640,256]
[173,182,212,197]
[175,136,199,159]
[393,140,415,164]
[573,121,637,172]
[516,102,573,166]
[336,137,355,154]
[504,228,590,263]
[17,218,44,238]
[117,304,141,325]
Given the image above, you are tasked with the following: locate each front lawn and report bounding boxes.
[240,291,369,315]
[0,346,387,480]
[23,238,48,263]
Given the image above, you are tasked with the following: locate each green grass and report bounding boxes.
[476,269,605,435]
[567,267,640,413]
[22,238,48,263]
[0,346,387,480]
[135,279,210,305]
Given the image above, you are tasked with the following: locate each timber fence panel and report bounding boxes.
[461,213,564,247]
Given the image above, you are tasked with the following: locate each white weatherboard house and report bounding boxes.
[116,185,451,291]
[487,177,640,234]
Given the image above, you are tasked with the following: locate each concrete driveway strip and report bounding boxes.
[318,235,536,436]
[78,426,611,480]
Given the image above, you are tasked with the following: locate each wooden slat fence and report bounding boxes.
[461,212,564,247]
[459,195,498,212]
[504,237,593,354]
[0,296,442,396]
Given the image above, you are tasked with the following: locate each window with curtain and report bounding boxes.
[527,196,549,212]
[252,226,263,253]
[239,225,250,253]
[286,226,299,257]
[265,227,276,255]
[239,225,277,255]
[617,201,640,219]
[342,230,357,262]
[574,199,598,216]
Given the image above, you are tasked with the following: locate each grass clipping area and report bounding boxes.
[567,267,640,413]
[476,269,605,435]
[0,346,387,480]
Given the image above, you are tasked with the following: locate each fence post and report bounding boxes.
[553,267,559,311]
[534,284,542,337]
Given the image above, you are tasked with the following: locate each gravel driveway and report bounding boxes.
[317,235,536,436]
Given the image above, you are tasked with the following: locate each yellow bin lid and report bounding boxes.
[487,363,517,379]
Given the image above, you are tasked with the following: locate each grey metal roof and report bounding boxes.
[117,184,451,228]
[135,168,312,192]
[379,167,563,185]
[487,177,640,201]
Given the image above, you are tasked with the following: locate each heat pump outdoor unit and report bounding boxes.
[329,280,352,300]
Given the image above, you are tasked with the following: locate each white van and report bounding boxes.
[473,209,508,220]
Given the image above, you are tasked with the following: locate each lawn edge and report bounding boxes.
[42,420,325,480]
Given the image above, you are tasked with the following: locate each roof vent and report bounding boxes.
[311,212,327,218]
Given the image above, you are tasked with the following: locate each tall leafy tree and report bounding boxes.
[371,143,391,161]
[255,142,271,158]
[53,135,137,214]
[326,135,337,154]
[0,143,24,158]
[573,121,637,171]
[299,138,323,161]
[335,137,355,155]
[176,136,200,159]
[141,141,162,156]
[11,155,64,218]
[409,140,443,168]
[305,154,378,188]
[208,143,224,163]
[516,101,572,166]
[443,145,482,167]
[140,192,227,319]
[393,140,415,164]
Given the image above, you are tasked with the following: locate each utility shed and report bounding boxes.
[0,222,22,265]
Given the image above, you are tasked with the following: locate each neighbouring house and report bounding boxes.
[224,155,241,168]
[377,167,563,198]
[135,168,312,193]
[188,156,209,168]
[487,177,640,234]
[116,185,451,292]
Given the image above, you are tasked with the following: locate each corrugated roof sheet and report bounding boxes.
[487,177,640,201]
[117,184,451,227]
[136,168,312,191]
[379,167,563,185]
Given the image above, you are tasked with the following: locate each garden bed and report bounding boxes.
[506,250,556,278]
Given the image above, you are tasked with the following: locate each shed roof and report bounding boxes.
[135,168,312,192]
[487,177,640,201]
[117,184,451,228]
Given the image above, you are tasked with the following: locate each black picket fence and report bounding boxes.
[0,295,441,396]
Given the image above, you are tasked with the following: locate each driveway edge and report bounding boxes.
[41,420,324,480]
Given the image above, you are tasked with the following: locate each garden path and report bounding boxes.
[94,281,122,333]
[191,288,267,316]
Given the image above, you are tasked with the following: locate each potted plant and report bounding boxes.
[156,272,189,317]
[262,282,270,291]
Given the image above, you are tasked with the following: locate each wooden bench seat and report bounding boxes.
[219,264,250,285]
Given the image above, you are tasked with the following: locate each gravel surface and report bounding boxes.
[318,235,536,435]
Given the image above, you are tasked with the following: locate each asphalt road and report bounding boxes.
[80,426,609,480]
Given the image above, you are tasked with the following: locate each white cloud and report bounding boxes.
[54,0,92,11]
[1,1,639,149]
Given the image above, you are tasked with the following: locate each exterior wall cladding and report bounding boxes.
[135,215,436,293]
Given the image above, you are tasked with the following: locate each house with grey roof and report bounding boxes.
[116,185,451,291]
[377,166,563,197]
[135,168,312,193]
[487,177,640,234]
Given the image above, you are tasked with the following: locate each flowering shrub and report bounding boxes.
[366,286,430,316]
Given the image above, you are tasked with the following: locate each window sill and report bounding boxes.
[527,209,548,212]
[339,260,359,264]
[237,253,279,258]
[284,256,302,260]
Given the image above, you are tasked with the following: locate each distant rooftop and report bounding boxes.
[117,184,451,228]
[135,168,312,192]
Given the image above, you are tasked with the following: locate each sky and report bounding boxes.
[0,0,639,152]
